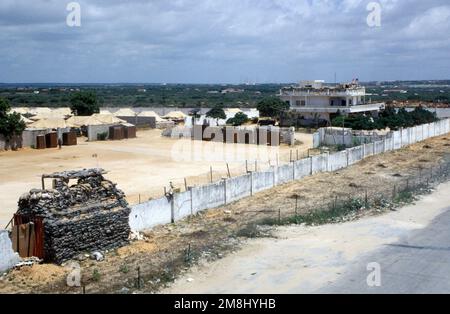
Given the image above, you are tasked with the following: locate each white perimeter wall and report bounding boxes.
[119,119,450,232]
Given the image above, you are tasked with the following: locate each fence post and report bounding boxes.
[223,178,227,205]
[346,149,350,166]
[250,171,254,196]
[189,187,193,215]
[310,157,313,175]
[170,195,175,223]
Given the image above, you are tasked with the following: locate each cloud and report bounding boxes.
[0,0,449,83]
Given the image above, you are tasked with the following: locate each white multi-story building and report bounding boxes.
[279,80,385,122]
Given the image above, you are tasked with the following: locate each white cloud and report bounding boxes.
[0,0,449,82]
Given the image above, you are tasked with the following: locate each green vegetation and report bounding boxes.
[1,81,449,109]
[0,84,280,108]
[70,91,100,116]
[206,104,226,121]
[119,265,129,274]
[92,269,101,282]
[256,97,290,118]
[332,106,438,130]
[0,97,26,150]
[227,112,249,126]
[97,132,108,141]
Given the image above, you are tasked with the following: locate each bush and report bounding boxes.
[97,132,108,141]
[227,112,249,126]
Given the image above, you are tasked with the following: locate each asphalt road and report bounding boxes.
[320,207,450,294]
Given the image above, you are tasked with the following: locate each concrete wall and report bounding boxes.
[275,163,294,185]
[87,124,114,142]
[174,190,192,221]
[252,170,275,193]
[226,174,251,203]
[348,146,363,165]
[374,140,385,155]
[328,150,348,172]
[364,143,375,158]
[294,158,312,179]
[192,181,225,213]
[311,153,328,174]
[129,197,172,231]
[128,119,450,232]
[0,231,20,273]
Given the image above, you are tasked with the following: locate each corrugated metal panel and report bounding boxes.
[45,132,58,148]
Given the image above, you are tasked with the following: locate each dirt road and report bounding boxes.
[163,181,450,293]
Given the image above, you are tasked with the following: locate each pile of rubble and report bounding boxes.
[16,168,131,264]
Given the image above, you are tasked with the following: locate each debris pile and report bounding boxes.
[16,168,131,264]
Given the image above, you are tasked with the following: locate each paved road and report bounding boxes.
[320,207,450,294]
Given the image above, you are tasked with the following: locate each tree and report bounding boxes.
[257,97,290,118]
[227,112,249,126]
[0,97,26,150]
[70,91,100,116]
[206,104,226,123]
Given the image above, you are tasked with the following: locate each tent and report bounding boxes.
[162,111,188,120]
[114,108,136,117]
[29,112,70,120]
[20,115,34,124]
[11,107,30,115]
[66,116,104,127]
[51,108,72,116]
[91,113,126,124]
[29,107,52,115]
[28,118,67,129]
[138,110,165,122]
[225,108,242,114]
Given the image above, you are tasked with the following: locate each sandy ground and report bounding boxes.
[163,181,450,294]
[0,130,312,227]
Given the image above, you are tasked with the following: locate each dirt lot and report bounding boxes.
[0,135,448,294]
[0,129,311,227]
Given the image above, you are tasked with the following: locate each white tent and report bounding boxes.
[162,111,188,120]
[114,108,136,117]
[29,107,52,115]
[28,118,67,129]
[66,116,104,127]
[52,107,72,116]
[91,113,126,124]
[20,115,34,124]
[11,107,30,115]
[138,110,165,122]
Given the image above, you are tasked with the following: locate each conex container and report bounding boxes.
[124,125,136,139]
[45,132,58,148]
[36,135,46,149]
[109,125,124,140]
[62,132,77,146]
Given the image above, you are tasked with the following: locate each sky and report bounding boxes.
[0,0,449,84]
